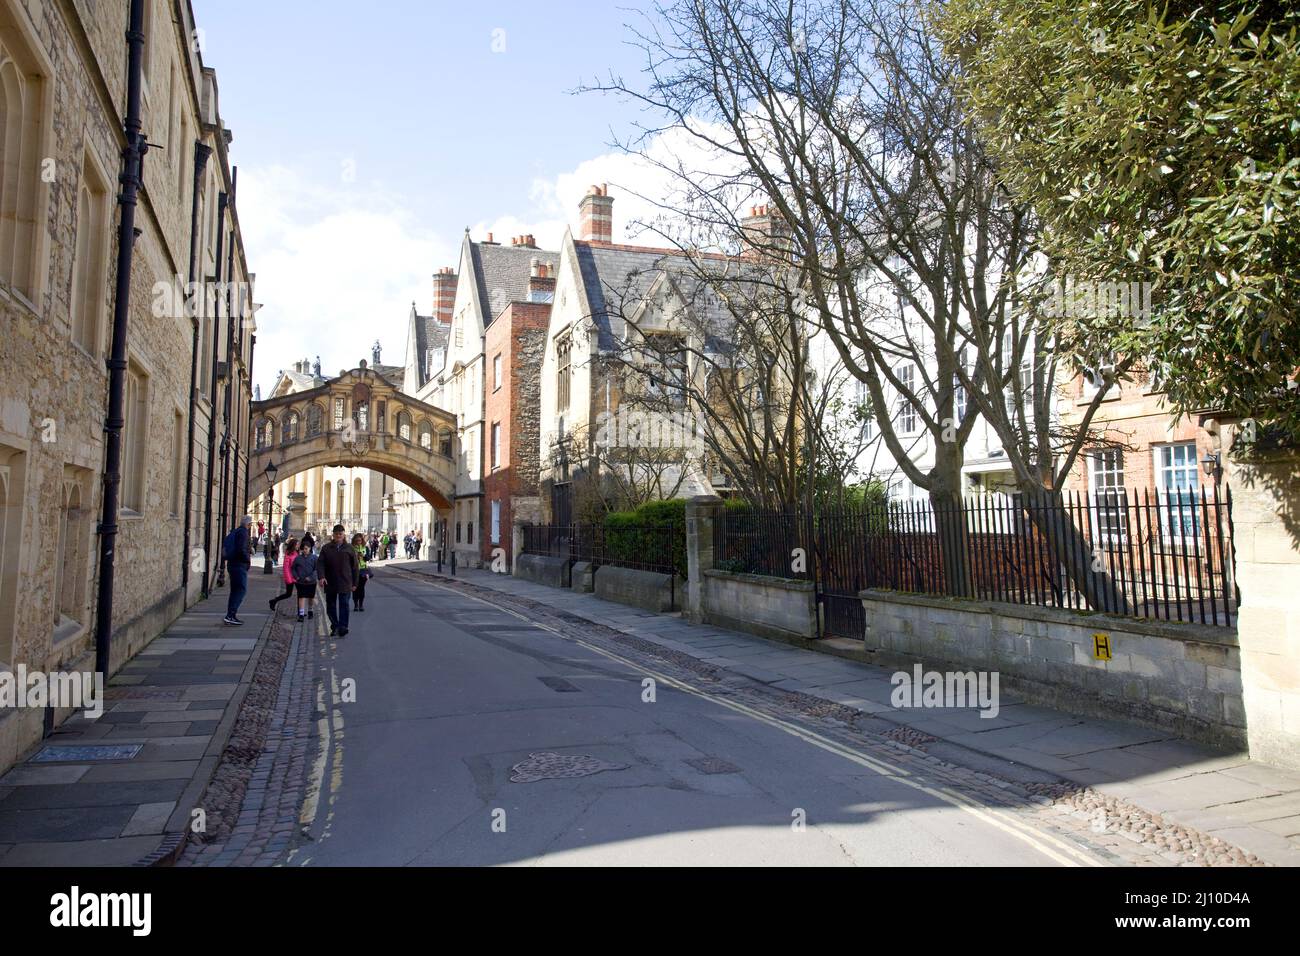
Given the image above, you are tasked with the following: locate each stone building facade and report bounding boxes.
[0,0,254,775]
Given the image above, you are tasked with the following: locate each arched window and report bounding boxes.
[438,428,453,458]
[70,158,109,354]
[281,411,299,444]
[0,36,49,300]
[305,404,323,437]
[418,421,433,450]
[396,410,412,442]
[255,417,274,450]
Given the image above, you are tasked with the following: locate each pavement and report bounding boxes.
[3,551,1298,867]
[0,564,281,867]
[393,559,1300,866]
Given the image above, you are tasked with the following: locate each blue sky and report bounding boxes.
[195,0,669,391]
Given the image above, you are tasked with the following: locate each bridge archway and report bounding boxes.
[246,366,457,528]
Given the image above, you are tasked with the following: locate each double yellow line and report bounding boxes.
[413,570,1104,868]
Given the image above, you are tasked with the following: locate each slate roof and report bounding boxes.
[572,241,764,356]
[411,313,449,388]
[469,242,561,323]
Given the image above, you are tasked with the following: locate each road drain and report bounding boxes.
[685,756,741,775]
[538,676,581,692]
[510,752,628,783]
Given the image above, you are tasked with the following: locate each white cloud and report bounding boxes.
[241,165,457,395]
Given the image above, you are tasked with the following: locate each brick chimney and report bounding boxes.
[578,184,613,244]
[511,234,537,248]
[431,267,457,324]
[740,203,792,259]
[528,258,556,303]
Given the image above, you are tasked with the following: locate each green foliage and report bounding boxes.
[602,499,688,577]
[936,0,1300,440]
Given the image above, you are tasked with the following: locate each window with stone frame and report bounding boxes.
[418,421,433,450]
[71,151,110,354]
[0,445,27,665]
[333,396,346,431]
[642,332,688,405]
[121,361,150,513]
[556,332,572,411]
[305,403,323,437]
[0,7,51,301]
[54,467,91,631]
[396,410,412,442]
[438,428,452,458]
[281,411,299,445]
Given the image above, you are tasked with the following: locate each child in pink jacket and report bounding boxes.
[268,537,298,613]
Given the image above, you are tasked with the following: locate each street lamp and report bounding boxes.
[1201,452,1222,482]
[263,460,279,573]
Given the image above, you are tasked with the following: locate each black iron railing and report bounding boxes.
[714,488,1237,629]
[521,522,685,578]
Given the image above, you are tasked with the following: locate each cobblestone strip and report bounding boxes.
[180,611,319,867]
[399,568,1268,868]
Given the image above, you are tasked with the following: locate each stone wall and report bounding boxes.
[1218,423,1300,769]
[702,570,817,642]
[0,0,252,777]
[514,554,570,589]
[594,566,682,613]
[860,589,1244,748]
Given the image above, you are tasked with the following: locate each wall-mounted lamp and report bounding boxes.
[1201,452,1221,480]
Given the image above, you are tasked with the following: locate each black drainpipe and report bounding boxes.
[93,0,148,677]
[200,189,228,596]
[180,140,212,599]
[215,214,237,586]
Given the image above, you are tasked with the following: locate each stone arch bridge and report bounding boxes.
[247,366,457,532]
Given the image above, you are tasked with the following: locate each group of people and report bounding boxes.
[267,526,373,637]
[222,514,374,638]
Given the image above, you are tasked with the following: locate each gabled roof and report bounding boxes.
[570,240,762,355]
[469,242,561,324]
[410,309,450,389]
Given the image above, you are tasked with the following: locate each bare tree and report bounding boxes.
[586,0,1129,608]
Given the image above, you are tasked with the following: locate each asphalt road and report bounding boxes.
[289,568,1070,866]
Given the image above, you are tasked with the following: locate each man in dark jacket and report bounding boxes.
[224,515,254,625]
[318,524,359,637]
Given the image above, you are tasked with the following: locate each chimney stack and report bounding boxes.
[578,183,613,244]
[740,203,792,260]
[431,266,457,324]
[511,234,538,248]
[527,258,556,302]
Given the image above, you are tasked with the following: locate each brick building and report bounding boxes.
[1058,368,1217,501]
[481,263,555,566]
[0,0,254,775]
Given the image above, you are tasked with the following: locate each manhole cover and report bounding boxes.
[685,756,741,775]
[538,676,581,693]
[31,744,143,763]
[510,752,628,783]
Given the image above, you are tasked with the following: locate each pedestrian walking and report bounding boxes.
[269,537,299,612]
[351,533,371,612]
[291,539,318,622]
[379,532,389,562]
[318,524,359,637]
[221,515,254,625]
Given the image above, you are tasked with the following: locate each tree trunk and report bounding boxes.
[928,488,972,599]
[1022,488,1129,615]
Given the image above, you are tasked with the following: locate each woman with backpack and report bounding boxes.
[351,533,371,612]
[291,539,319,622]
[269,538,299,613]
